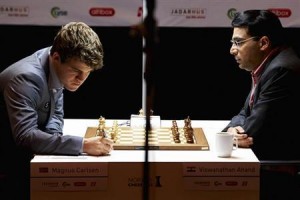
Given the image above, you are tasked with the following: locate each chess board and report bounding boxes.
[85,126,209,150]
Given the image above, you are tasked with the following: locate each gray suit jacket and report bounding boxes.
[0,47,83,163]
[223,47,300,160]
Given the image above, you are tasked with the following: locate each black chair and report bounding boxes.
[260,160,300,200]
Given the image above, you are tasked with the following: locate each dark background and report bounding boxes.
[1,25,300,120]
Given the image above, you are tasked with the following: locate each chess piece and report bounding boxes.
[186,127,194,143]
[139,108,144,116]
[171,120,180,143]
[183,116,194,143]
[110,120,118,143]
[183,117,189,137]
[96,116,107,137]
[138,108,154,116]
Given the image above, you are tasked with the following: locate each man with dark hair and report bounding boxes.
[223,10,300,200]
[0,22,113,200]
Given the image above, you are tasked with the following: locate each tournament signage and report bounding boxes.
[0,0,299,27]
[0,0,143,26]
[154,0,299,27]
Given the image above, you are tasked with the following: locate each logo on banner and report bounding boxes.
[137,6,143,17]
[0,5,29,17]
[171,8,207,19]
[51,7,68,18]
[128,176,162,188]
[268,8,292,18]
[227,8,237,20]
[227,8,291,20]
[89,8,115,17]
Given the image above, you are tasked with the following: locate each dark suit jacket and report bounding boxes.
[223,47,300,160]
[0,47,83,199]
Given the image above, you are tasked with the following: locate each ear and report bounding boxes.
[51,52,61,62]
[259,36,270,50]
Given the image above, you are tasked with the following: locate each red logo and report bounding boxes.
[225,181,238,186]
[89,8,115,16]
[137,7,143,17]
[74,182,87,186]
[268,8,291,18]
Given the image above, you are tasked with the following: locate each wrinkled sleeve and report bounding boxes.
[4,73,82,155]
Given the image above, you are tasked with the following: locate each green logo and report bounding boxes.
[227,8,237,20]
[51,7,67,18]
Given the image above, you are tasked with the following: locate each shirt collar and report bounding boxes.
[251,47,281,82]
[48,51,64,92]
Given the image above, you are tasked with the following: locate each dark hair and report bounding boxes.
[50,22,104,70]
[231,10,286,47]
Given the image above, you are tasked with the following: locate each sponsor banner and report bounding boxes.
[183,176,259,190]
[31,177,108,191]
[0,0,142,26]
[155,0,300,27]
[1,0,300,27]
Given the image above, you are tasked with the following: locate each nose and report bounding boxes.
[230,46,238,55]
[77,71,89,81]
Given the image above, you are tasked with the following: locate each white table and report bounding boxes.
[31,119,260,200]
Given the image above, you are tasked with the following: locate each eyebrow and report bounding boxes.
[70,65,93,73]
[232,37,244,40]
